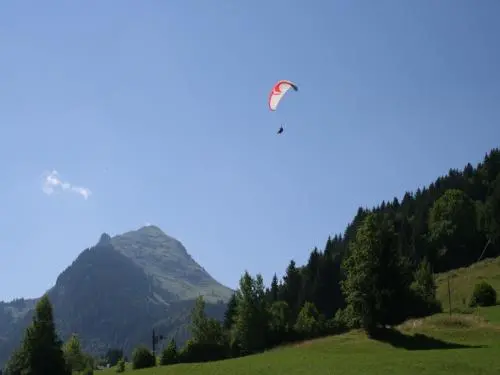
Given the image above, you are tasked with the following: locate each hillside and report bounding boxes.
[110,225,232,303]
[435,256,500,314]
[102,257,500,375]
[102,309,500,375]
[0,226,233,367]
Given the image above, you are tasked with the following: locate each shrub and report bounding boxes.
[105,348,124,367]
[160,339,178,366]
[78,364,94,375]
[131,345,155,370]
[294,302,323,339]
[469,281,497,307]
[178,339,228,363]
[115,358,125,373]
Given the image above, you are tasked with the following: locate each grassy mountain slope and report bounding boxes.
[110,225,233,303]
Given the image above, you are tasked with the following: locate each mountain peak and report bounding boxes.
[109,226,233,302]
[137,224,166,235]
[97,232,112,246]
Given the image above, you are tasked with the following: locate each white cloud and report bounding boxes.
[42,170,92,200]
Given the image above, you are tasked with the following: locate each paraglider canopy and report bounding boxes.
[268,80,298,111]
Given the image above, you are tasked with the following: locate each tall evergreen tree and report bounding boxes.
[233,272,269,355]
[223,293,238,330]
[5,294,69,375]
[428,189,479,269]
[190,296,211,344]
[269,273,279,303]
[341,213,412,332]
[280,260,302,324]
[63,334,87,373]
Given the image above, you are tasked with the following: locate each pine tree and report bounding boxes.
[190,296,209,344]
[233,272,269,354]
[6,294,69,375]
[281,260,302,324]
[63,333,86,373]
[223,294,238,330]
[270,274,279,303]
[341,213,412,332]
[160,338,178,366]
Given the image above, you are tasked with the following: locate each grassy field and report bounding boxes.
[100,257,500,375]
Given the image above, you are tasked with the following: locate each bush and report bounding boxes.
[160,339,178,366]
[131,345,155,370]
[105,348,124,367]
[293,302,323,339]
[115,358,125,373]
[78,365,94,375]
[469,281,497,307]
[178,339,228,363]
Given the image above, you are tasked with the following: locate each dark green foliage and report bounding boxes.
[105,348,123,367]
[160,339,178,366]
[428,189,479,268]
[294,302,324,339]
[178,296,229,363]
[63,333,91,373]
[267,301,291,346]
[115,358,125,373]
[178,339,228,363]
[190,297,226,346]
[269,274,279,303]
[78,364,94,375]
[131,346,155,370]
[341,213,413,332]
[233,272,270,355]
[5,295,69,375]
[409,258,442,317]
[223,294,237,330]
[478,174,500,259]
[469,281,497,307]
[280,261,303,325]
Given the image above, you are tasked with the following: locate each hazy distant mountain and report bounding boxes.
[0,226,233,367]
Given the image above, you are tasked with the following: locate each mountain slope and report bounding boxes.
[0,226,233,367]
[110,225,232,303]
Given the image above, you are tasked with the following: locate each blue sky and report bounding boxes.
[1,1,499,302]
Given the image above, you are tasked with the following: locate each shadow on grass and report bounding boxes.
[368,328,486,351]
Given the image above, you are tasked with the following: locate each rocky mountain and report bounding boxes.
[0,226,233,367]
